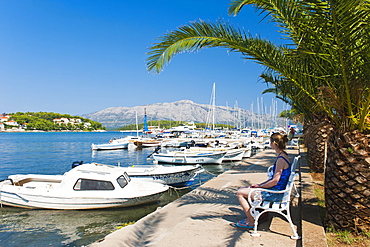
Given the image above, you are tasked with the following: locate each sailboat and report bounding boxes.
[205,83,216,132]
[133,108,161,148]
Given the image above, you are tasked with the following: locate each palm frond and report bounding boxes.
[147,20,247,73]
[147,0,370,132]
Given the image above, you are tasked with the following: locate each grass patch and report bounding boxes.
[313,182,325,221]
[326,226,370,247]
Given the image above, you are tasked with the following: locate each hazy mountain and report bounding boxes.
[82,100,265,128]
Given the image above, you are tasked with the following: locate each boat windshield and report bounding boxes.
[73,178,114,190]
[117,175,129,188]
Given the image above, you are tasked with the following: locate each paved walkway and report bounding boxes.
[90,148,327,247]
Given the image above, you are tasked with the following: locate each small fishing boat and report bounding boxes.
[133,139,162,148]
[189,147,247,161]
[91,135,141,151]
[0,163,169,210]
[152,150,226,165]
[120,164,204,186]
[91,141,129,150]
[71,161,204,186]
[160,140,188,148]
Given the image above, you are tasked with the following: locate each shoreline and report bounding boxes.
[0,129,108,133]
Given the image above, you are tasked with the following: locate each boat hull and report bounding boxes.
[91,142,129,150]
[0,166,169,210]
[189,148,247,161]
[0,189,164,210]
[70,163,203,186]
[223,149,246,161]
[134,141,161,148]
[152,152,226,165]
[127,165,203,186]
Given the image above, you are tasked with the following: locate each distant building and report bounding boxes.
[6,120,19,126]
[53,118,83,125]
[1,115,10,122]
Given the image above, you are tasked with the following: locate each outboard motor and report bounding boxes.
[154,146,161,154]
[72,161,84,169]
[186,140,196,148]
[147,146,161,159]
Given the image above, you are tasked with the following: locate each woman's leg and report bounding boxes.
[237,187,254,225]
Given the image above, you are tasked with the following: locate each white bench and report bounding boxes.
[247,155,301,239]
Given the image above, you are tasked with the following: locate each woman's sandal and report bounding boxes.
[235,220,254,229]
[237,219,248,225]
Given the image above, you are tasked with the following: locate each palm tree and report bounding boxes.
[146,0,370,231]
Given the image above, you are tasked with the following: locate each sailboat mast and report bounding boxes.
[135,111,139,137]
[143,108,148,134]
[212,83,216,130]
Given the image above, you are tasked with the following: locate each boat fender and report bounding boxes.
[72,161,84,169]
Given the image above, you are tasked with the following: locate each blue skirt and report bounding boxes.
[261,188,284,202]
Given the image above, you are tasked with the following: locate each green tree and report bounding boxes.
[146,0,370,231]
[9,112,105,131]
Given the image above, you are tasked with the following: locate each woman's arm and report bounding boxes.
[251,158,288,189]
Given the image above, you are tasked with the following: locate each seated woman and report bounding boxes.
[236,133,291,228]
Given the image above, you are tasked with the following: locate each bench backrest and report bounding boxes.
[290,155,301,174]
[281,172,298,203]
[266,155,301,177]
[281,156,301,203]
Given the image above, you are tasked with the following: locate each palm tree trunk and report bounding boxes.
[303,116,334,173]
[325,130,370,231]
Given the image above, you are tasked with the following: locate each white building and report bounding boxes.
[5,120,19,126]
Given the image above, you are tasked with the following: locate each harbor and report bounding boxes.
[2,1,369,246]
[0,131,327,247]
[90,147,327,247]
[0,131,255,246]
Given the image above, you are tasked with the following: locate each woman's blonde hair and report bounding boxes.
[270,133,289,150]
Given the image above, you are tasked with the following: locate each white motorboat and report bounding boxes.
[133,139,162,148]
[91,141,129,150]
[152,150,226,165]
[0,163,169,210]
[91,135,141,150]
[160,140,188,148]
[120,164,204,186]
[71,161,204,186]
[189,147,247,161]
[244,137,268,150]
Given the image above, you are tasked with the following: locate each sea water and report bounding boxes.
[0,132,240,247]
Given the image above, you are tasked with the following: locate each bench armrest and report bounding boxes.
[247,187,288,205]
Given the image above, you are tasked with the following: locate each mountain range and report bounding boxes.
[82,100,269,129]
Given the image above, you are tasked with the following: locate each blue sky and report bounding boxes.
[0,0,285,116]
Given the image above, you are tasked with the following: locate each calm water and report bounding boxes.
[0,132,240,247]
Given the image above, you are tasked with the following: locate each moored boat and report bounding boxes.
[91,141,129,150]
[133,139,162,148]
[71,162,204,186]
[160,140,188,148]
[0,163,169,210]
[152,150,226,165]
[189,147,247,161]
[122,164,204,186]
